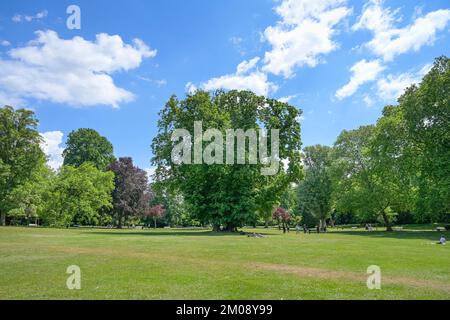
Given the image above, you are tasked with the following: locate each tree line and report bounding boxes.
[0,56,448,230]
[294,56,449,230]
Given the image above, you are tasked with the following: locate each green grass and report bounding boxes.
[1,226,449,299]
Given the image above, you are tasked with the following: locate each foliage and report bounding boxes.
[0,106,45,225]
[63,128,115,170]
[5,163,53,224]
[40,163,114,227]
[109,157,149,228]
[152,90,303,231]
[297,145,333,230]
[144,204,166,228]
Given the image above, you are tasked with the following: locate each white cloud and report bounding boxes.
[236,57,260,74]
[0,30,156,108]
[262,0,352,78]
[40,131,64,171]
[12,10,48,23]
[1,40,11,46]
[335,59,385,99]
[278,94,297,103]
[201,57,278,96]
[353,0,450,61]
[376,63,432,101]
[185,82,197,94]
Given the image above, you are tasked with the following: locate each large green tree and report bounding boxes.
[40,163,114,227]
[399,56,450,221]
[152,90,302,231]
[297,145,333,231]
[332,125,410,231]
[63,128,115,170]
[0,106,45,225]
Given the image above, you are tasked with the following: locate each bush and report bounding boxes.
[445,225,450,231]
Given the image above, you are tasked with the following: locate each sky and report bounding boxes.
[0,0,449,176]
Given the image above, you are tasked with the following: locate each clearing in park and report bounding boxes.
[0,225,449,299]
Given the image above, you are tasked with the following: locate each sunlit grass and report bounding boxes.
[0,226,449,299]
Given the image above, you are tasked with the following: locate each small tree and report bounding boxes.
[272,207,291,233]
[144,204,166,228]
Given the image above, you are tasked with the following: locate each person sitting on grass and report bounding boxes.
[438,235,446,245]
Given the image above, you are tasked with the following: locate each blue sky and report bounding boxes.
[0,0,449,174]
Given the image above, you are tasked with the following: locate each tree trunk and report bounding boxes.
[1,212,6,226]
[154,217,157,229]
[381,211,393,232]
[117,214,123,229]
[224,224,237,232]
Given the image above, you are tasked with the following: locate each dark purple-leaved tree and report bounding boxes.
[109,157,149,228]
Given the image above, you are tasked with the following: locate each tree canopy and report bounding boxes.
[63,128,115,170]
[0,106,45,225]
[152,90,302,231]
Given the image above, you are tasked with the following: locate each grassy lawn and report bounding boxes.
[1,226,449,299]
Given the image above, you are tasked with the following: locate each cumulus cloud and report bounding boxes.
[262,0,352,78]
[335,59,385,99]
[353,0,450,61]
[201,57,278,96]
[12,10,48,23]
[0,30,156,108]
[1,40,11,46]
[40,131,64,171]
[376,63,432,101]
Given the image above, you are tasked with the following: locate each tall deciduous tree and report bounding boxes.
[0,106,45,225]
[332,126,404,231]
[109,157,149,228]
[63,128,115,170]
[152,90,302,231]
[298,145,333,231]
[399,56,450,221]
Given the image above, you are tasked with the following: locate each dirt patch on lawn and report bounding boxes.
[252,262,450,293]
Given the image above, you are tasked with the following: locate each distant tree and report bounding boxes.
[297,145,333,231]
[0,106,45,225]
[272,207,291,233]
[332,126,403,231]
[63,128,115,170]
[144,204,166,228]
[109,157,148,228]
[41,163,114,227]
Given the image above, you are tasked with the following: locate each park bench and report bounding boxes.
[436,227,446,232]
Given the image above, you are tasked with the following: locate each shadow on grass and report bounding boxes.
[332,230,449,241]
[87,230,276,237]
